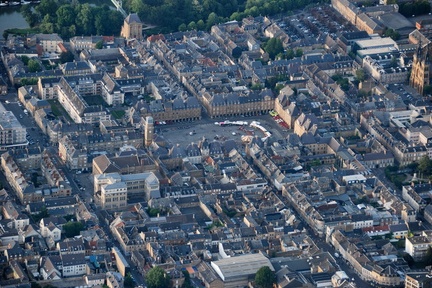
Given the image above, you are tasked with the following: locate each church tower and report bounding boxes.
[121,13,143,40]
[410,42,431,95]
[144,116,154,147]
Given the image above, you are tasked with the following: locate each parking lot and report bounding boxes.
[279,5,357,46]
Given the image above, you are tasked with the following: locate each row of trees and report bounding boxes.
[19,0,328,37]
[398,0,430,18]
[124,0,328,33]
[21,0,124,39]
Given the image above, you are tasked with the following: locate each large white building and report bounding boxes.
[0,103,26,150]
[94,172,160,209]
[405,235,432,261]
[211,253,274,287]
[61,253,86,277]
[101,181,128,210]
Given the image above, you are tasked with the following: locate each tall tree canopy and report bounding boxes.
[23,0,123,39]
[255,266,276,288]
[146,267,170,288]
[263,38,284,60]
[23,0,328,36]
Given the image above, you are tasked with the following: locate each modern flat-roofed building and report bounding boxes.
[101,181,127,210]
[0,103,26,151]
[210,252,274,287]
[94,172,160,207]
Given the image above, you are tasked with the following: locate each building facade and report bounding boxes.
[410,44,431,95]
[121,14,143,40]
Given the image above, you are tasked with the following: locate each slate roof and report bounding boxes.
[125,13,142,24]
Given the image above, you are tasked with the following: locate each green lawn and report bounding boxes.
[83,95,106,106]
[47,99,62,117]
[42,60,56,70]
[4,27,40,37]
[47,99,72,122]
[112,110,126,119]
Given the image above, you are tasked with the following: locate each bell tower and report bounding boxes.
[144,116,154,147]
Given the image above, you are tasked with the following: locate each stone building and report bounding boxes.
[410,43,431,95]
[121,14,143,40]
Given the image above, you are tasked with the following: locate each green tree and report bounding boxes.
[94,6,110,35]
[230,11,243,21]
[232,46,242,58]
[187,21,197,30]
[19,78,39,86]
[56,5,76,31]
[285,48,294,60]
[418,156,432,177]
[146,266,170,288]
[263,38,283,60]
[384,28,400,41]
[36,0,59,19]
[255,266,276,288]
[295,48,303,58]
[357,90,368,100]
[107,10,124,35]
[424,85,432,95]
[95,40,103,49]
[197,20,205,31]
[21,5,39,27]
[31,282,42,288]
[60,51,75,64]
[32,206,50,222]
[147,208,161,217]
[356,68,366,82]
[39,14,54,34]
[179,23,187,31]
[425,246,432,266]
[332,74,350,91]
[76,3,95,35]
[31,172,40,187]
[275,83,284,94]
[124,273,135,288]
[28,59,42,73]
[251,83,263,90]
[182,271,193,288]
[21,55,30,65]
[63,221,84,238]
[206,12,220,30]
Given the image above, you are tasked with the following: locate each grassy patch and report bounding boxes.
[42,60,56,70]
[112,110,125,119]
[47,99,72,122]
[144,94,154,102]
[83,95,106,106]
[4,27,40,36]
[47,99,62,117]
